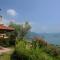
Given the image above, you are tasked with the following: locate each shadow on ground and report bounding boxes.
[10,51,29,60]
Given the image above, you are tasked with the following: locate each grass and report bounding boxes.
[0,39,60,60]
[0,47,14,60]
[15,40,60,60]
[0,53,10,60]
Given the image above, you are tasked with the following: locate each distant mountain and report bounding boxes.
[26,32,41,39]
[26,32,60,45]
[26,32,48,39]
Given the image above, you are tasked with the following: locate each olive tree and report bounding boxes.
[19,22,31,40]
[9,21,31,40]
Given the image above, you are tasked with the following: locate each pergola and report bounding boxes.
[0,16,15,39]
[0,16,15,47]
[0,24,14,39]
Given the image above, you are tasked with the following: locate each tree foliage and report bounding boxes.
[19,22,31,40]
[9,21,31,40]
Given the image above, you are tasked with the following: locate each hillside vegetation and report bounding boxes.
[11,37,60,60]
[9,22,60,60]
[0,22,60,60]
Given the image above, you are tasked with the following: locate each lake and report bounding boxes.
[41,33,60,45]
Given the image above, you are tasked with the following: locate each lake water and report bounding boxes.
[41,33,60,45]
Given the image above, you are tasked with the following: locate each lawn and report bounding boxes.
[0,54,10,60]
[0,47,14,60]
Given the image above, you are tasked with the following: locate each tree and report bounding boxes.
[19,21,31,40]
[9,22,20,33]
[9,21,31,40]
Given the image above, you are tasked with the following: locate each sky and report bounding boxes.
[0,0,60,33]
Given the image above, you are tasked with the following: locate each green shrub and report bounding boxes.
[32,36,48,48]
[45,45,60,56]
[12,40,57,60]
[11,40,60,60]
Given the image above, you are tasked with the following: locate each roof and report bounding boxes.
[0,24,14,31]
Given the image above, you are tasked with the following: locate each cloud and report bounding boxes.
[7,9,17,16]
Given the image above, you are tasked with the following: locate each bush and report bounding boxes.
[0,37,16,47]
[0,38,10,47]
[32,37,60,57]
[32,36,48,48]
[11,40,60,60]
[45,45,60,56]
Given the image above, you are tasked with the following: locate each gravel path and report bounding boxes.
[0,47,13,55]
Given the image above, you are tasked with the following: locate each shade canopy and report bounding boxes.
[0,16,15,32]
[0,24,14,31]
